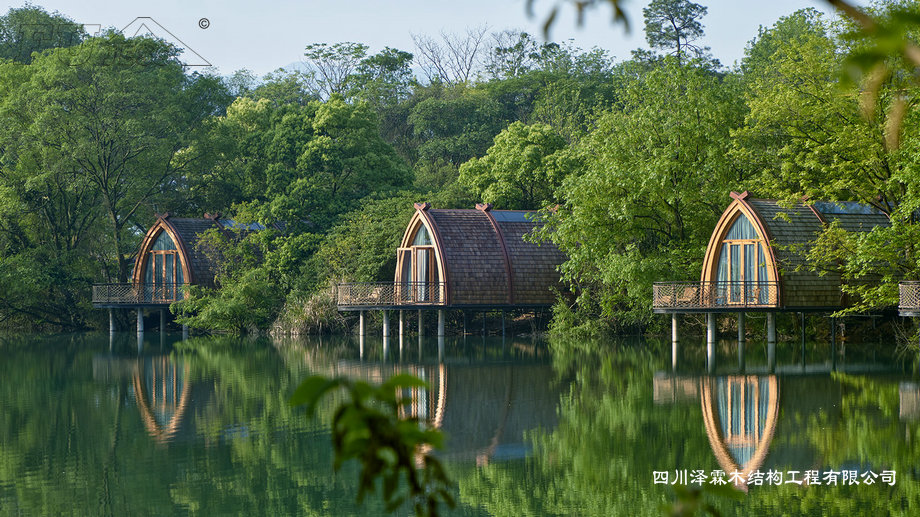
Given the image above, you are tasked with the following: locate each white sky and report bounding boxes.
[4,0,869,76]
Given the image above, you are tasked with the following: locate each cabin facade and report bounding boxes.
[92,213,267,332]
[336,202,566,337]
[338,203,565,309]
[654,191,890,313]
[654,191,890,350]
[92,213,224,311]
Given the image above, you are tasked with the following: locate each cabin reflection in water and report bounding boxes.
[93,345,561,462]
[132,356,192,444]
[655,374,779,490]
[306,357,560,465]
[92,353,197,444]
[701,376,779,488]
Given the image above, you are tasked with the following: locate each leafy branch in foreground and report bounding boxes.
[290,374,455,517]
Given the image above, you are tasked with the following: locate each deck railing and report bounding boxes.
[92,283,187,305]
[653,281,779,310]
[336,282,446,307]
[899,282,920,315]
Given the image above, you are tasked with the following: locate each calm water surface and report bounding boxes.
[0,332,917,516]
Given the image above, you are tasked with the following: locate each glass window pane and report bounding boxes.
[413,225,432,246]
[725,214,758,240]
[154,254,163,284]
[730,245,741,301]
[152,231,177,251]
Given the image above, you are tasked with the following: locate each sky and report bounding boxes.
[4,0,869,76]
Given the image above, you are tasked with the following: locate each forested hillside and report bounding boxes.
[1,1,918,334]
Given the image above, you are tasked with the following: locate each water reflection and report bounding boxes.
[655,374,780,490]
[0,332,917,516]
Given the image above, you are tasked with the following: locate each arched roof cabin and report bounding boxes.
[337,203,566,309]
[654,191,890,312]
[93,213,266,308]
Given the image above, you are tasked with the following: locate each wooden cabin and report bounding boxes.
[337,203,566,311]
[654,191,890,313]
[93,213,271,331]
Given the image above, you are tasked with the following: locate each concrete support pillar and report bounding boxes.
[359,310,366,337]
[182,324,189,340]
[109,308,115,334]
[418,310,424,337]
[136,309,144,334]
[359,332,365,360]
[383,334,390,362]
[482,311,486,336]
[671,313,679,344]
[437,310,445,337]
[671,313,679,372]
[767,312,776,346]
[160,309,166,333]
[830,316,837,371]
[382,310,389,338]
[438,335,445,362]
[399,310,405,339]
[706,313,717,373]
[706,313,717,347]
[737,312,745,344]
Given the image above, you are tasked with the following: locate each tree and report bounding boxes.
[539,59,745,331]
[0,5,84,63]
[1,33,232,283]
[191,95,411,230]
[302,42,369,99]
[642,0,710,64]
[412,27,489,86]
[249,68,317,106]
[459,121,577,210]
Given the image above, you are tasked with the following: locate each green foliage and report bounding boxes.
[191,94,411,230]
[540,58,744,331]
[313,191,420,285]
[459,121,578,210]
[642,0,710,63]
[0,5,84,63]
[291,374,456,516]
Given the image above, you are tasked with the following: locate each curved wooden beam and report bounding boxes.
[700,195,782,304]
[131,216,196,285]
[477,204,515,304]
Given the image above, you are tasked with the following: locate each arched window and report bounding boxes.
[715,214,769,304]
[397,222,438,302]
[143,230,184,301]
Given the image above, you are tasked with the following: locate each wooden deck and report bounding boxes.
[92,283,187,308]
[336,282,446,310]
[899,282,920,317]
[653,281,780,313]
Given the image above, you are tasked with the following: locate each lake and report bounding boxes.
[0,331,917,516]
